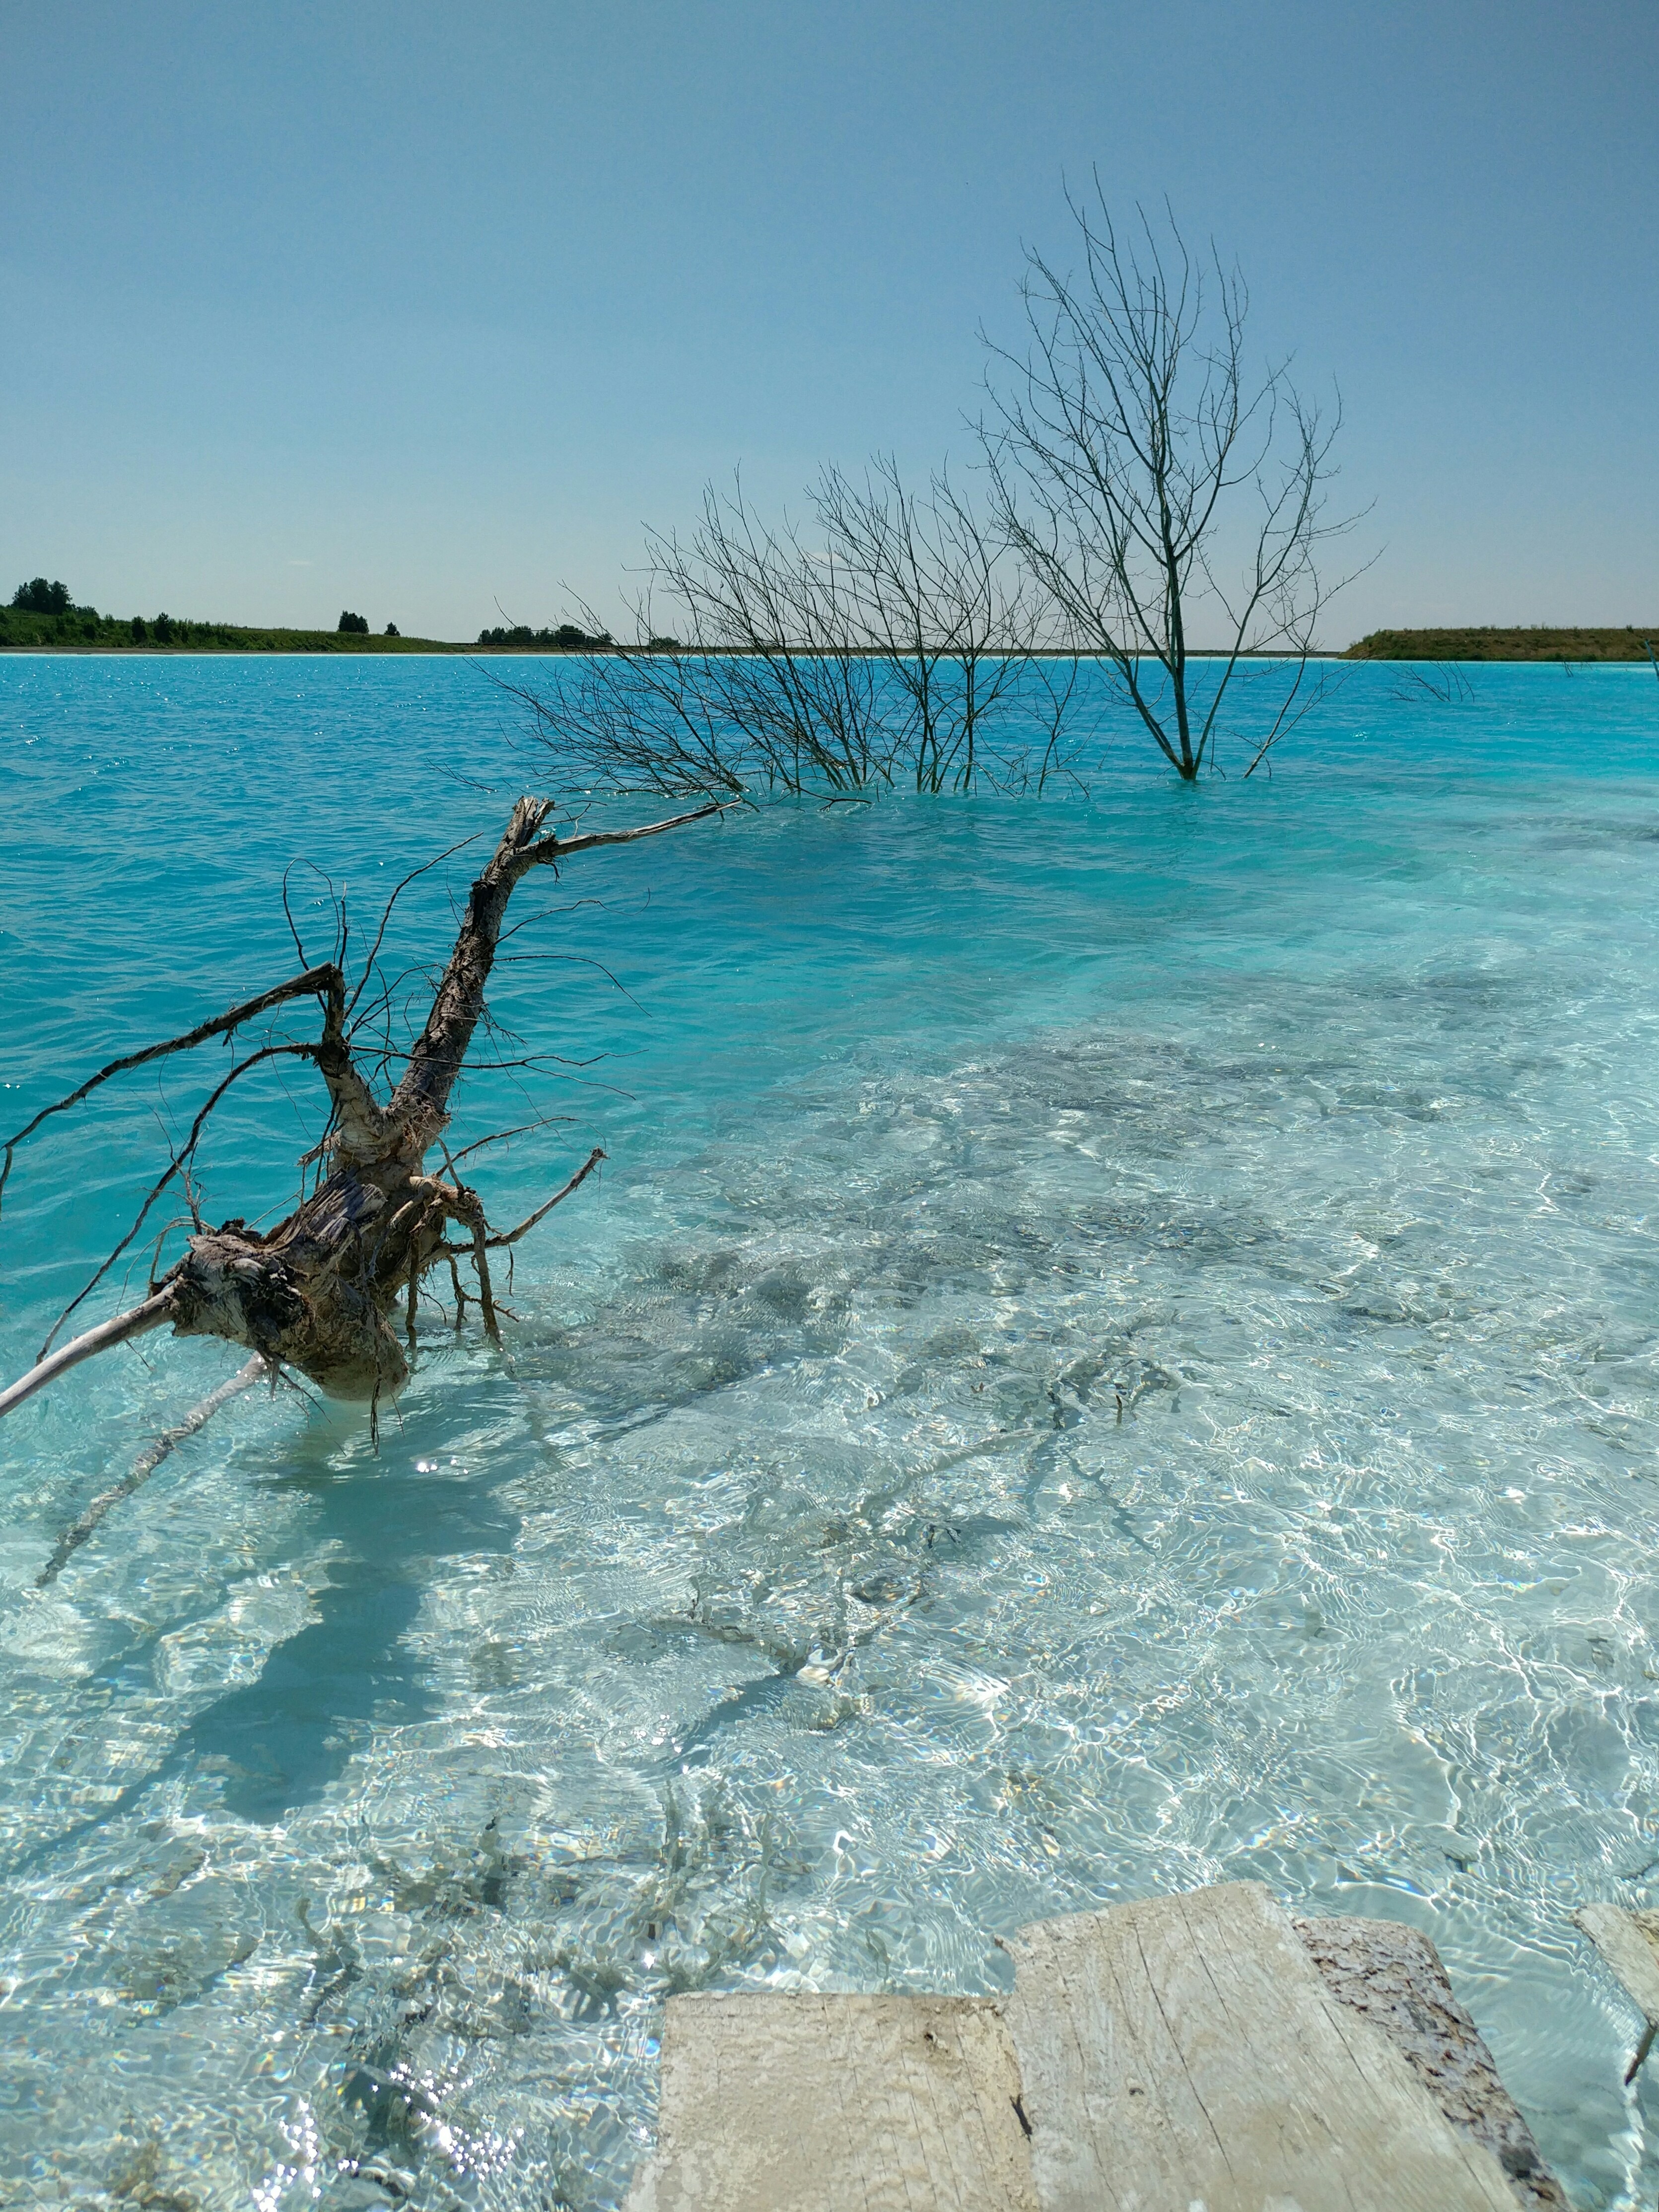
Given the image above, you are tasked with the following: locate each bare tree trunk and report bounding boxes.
[1,796,719,1420]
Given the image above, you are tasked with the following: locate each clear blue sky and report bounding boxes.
[3,0,1654,643]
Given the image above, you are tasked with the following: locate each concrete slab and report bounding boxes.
[1576,1901,1659,2026]
[622,1884,1561,2210]
[1002,1880,1521,2212]
[1575,1901,1659,2083]
[626,1990,1038,2212]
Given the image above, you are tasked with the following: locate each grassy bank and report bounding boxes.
[1345,625,1659,662]
[9,604,1659,664]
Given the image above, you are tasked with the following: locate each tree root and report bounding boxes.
[0,1287,179,1420]
[1,796,717,1434]
[36,1354,270,1586]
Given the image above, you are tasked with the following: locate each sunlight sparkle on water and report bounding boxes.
[1,655,1658,2206]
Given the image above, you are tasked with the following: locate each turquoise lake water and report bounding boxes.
[2,653,1659,2207]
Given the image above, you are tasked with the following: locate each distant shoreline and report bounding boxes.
[0,638,476,655]
[3,623,1656,663]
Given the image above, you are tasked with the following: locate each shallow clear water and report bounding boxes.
[2,654,1659,2208]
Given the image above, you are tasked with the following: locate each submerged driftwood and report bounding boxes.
[0,796,717,1437]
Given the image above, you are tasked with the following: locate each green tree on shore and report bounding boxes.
[12,579,75,616]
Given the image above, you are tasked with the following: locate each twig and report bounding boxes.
[470,1215,500,1343]
[40,1042,316,1358]
[485,1146,606,1246]
[346,833,484,1018]
[447,1115,574,1168]
[525,801,725,867]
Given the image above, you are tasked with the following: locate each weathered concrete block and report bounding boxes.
[626,1990,1037,2212]
[1295,1913,1568,2212]
[624,1884,1561,2210]
[1002,1880,1521,2212]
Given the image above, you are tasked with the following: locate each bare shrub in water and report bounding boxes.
[507,465,1083,800]
[505,187,1364,790]
[812,455,1082,794]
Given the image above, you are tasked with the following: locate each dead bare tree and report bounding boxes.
[0,797,719,1455]
[983,183,1367,779]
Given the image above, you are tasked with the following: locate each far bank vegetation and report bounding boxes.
[0,586,449,654]
[1345,626,1659,663]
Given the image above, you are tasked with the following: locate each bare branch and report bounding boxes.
[486,1145,606,1246]
[43,1042,316,1357]
[448,1115,575,1168]
[527,802,725,864]
[0,965,340,1215]
[346,833,486,1018]
[389,798,721,1138]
